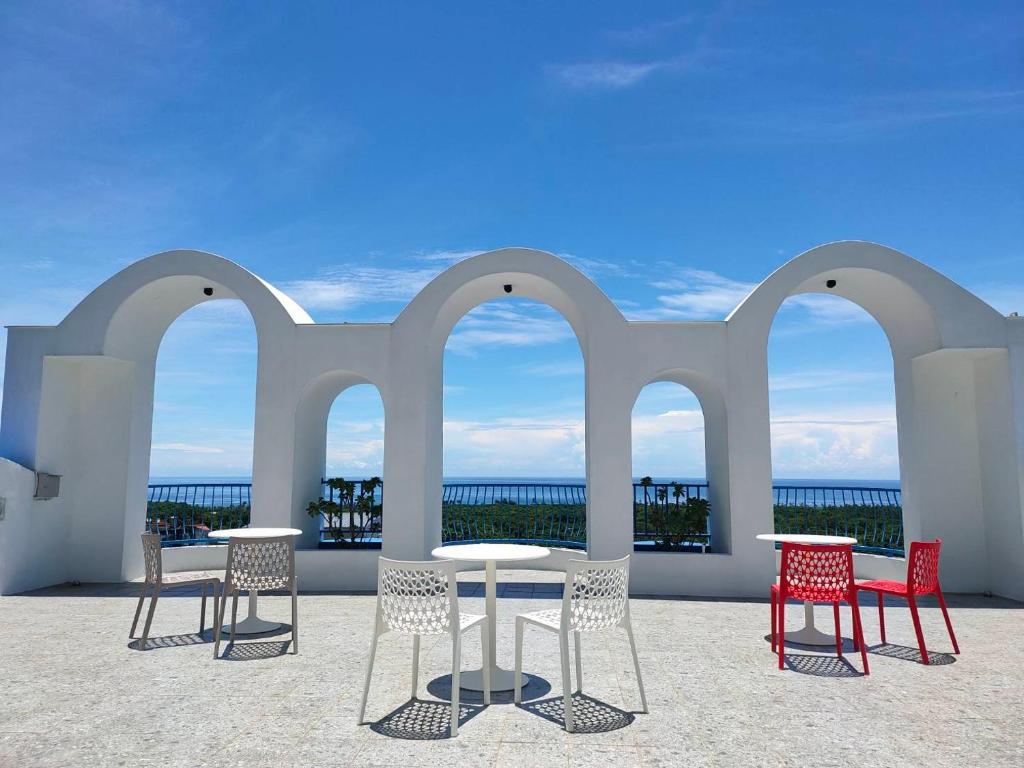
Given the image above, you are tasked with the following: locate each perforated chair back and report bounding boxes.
[141,533,162,584]
[562,556,631,632]
[778,542,854,603]
[376,558,458,635]
[908,539,942,595]
[225,535,295,592]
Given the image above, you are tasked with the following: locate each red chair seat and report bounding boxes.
[856,579,909,595]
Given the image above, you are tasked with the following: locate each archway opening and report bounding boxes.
[318,384,386,548]
[767,293,904,554]
[631,382,711,552]
[440,299,586,548]
[147,301,257,546]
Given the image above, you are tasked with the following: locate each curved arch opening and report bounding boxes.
[631,381,711,552]
[440,297,587,549]
[767,292,904,555]
[146,300,258,546]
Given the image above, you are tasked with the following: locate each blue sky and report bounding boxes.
[1,1,1021,481]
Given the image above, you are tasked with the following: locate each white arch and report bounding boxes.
[383,248,626,559]
[630,369,732,553]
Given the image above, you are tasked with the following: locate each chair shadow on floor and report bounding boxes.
[218,639,293,660]
[867,642,957,665]
[762,634,866,677]
[128,629,215,651]
[370,698,487,740]
[519,693,636,733]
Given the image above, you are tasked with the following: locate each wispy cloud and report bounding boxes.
[710,90,1024,145]
[514,361,583,378]
[626,267,875,324]
[446,304,575,355]
[769,370,890,393]
[970,282,1024,316]
[549,60,666,90]
[605,15,696,44]
[151,442,224,454]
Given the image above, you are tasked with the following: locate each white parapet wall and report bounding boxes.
[1,243,1022,599]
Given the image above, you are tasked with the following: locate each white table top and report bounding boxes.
[208,527,302,539]
[431,543,550,563]
[756,533,857,545]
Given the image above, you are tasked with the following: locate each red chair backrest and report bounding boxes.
[907,539,942,595]
[779,542,855,602]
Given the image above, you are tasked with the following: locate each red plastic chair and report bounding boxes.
[770,542,869,674]
[855,539,959,665]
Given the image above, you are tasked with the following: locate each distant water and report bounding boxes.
[150,475,901,489]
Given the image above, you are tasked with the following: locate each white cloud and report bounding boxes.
[769,370,890,393]
[770,407,898,479]
[627,268,876,324]
[445,304,575,355]
[444,416,586,475]
[549,60,665,90]
[514,360,584,378]
[151,442,224,454]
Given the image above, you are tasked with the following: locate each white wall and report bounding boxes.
[1,243,1022,600]
[0,458,67,595]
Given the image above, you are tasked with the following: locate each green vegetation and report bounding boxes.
[146,501,250,541]
[307,477,382,546]
[442,500,587,545]
[774,504,904,553]
[633,477,711,551]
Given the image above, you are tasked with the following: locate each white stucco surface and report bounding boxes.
[1,243,1021,599]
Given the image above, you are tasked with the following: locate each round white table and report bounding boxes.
[208,527,302,636]
[756,533,858,646]
[431,543,550,692]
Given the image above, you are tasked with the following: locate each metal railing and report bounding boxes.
[442,483,587,548]
[146,480,906,557]
[773,485,904,556]
[146,483,251,546]
[633,482,711,552]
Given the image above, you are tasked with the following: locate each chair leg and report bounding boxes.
[514,618,524,705]
[907,594,930,665]
[480,623,491,706]
[833,601,842,657]
[129,584,148,639]
[291,581,299,655]
[877,591,886,644]
[573,631,583,694]
[214,587,229,658]
[559,631,574,732]
[770,590,777,653]
[851,591,869,675]
[229,591,239,647]
[936,587,959,654]
[140,585,160,651]
[357,630,379,724]
[200,583,208,635]
[450,631,462,737]
[777,598,786,670]
[625,619,648,714]
[411,634,420,699]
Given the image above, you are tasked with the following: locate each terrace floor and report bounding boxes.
[1,570,1022,768]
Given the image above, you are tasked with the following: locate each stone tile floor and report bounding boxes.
[1,570,1022,767]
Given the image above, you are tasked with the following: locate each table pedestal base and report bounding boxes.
[781,601,838,647]
[220,591,282,636]
[458,666,527,692]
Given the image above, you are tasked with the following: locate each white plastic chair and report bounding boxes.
[358,558,490,737]
[130,533,222,650]
[514,555,647,732]
[213,534,298,658]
